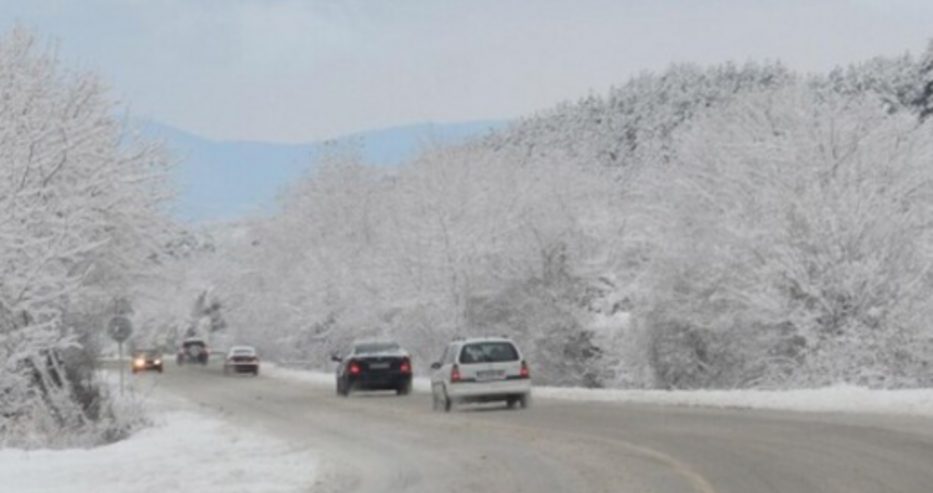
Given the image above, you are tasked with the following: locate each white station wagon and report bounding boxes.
[430,336,531,412]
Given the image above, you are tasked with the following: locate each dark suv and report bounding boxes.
[176,338,209,365]
[332,341,412,396]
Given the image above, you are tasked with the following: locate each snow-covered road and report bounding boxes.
[150,361,933,493]
[265,364,933,417]
[0,377,317,493]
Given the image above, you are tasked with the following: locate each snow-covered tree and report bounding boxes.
[0,28,173,446]
[634,85,933,388]
[167,42,933,391]
[914,40,933,120]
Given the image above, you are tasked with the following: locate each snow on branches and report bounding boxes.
[634,86,933,388]
[0,28,173,446]
[158,44,933,391]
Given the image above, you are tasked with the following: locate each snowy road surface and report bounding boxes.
[1,381,317,493]
[151,361,933,493]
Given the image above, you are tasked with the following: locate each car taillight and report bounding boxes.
[400,358,411,374]
[349,361,361,375]
[520,360,530,379]
[450,364,461,383]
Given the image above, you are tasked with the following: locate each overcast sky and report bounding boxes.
[2,0,932,143]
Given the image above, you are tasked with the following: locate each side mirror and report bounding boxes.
[330,353,342,363]
[430,362,441,370]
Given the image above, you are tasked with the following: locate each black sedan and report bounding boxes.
[333,341,412,396]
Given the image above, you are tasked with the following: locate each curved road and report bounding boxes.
[141,362,933,493]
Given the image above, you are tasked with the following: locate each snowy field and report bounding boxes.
[265,364,933,417]
[0,379,317,493]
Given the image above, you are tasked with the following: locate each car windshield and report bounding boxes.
[354,342,400,355]
[231,348,255,356]
[183,340,205,347]
[459,342,519,364]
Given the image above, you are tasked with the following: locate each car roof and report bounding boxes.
[229,345,256,352]
[351,340,407,355]
[352,340,404,349]
[182,337,205,343]
[456,336,515,344]
[352,338,399,346]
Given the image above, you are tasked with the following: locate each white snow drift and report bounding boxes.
[0,409,316,493]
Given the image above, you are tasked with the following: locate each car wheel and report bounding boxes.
[223,366,229,376]
[337,379,349,397]
[432,387,440,411]
[396,382,411,396]
[506,397,518,409]
[518,393,530,409]
[443,387,452,413]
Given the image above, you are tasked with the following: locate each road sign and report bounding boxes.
[108,316,133,396]
[108,316,133,343]
[113,297,134,316]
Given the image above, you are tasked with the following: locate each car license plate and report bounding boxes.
[369,362,390,370]
[476,370,504,381]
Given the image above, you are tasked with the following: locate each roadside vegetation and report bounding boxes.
[166,43,933,391]
[0,28,175,447]
[7,25,933,451]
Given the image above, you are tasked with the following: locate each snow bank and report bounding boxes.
[0,410,316,493]
[266,363,933,417]
[264,363,336,387]
[533,385,933,416]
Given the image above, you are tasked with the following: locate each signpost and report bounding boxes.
[108,316,133,395]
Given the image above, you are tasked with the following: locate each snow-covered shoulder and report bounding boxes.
[533,385,933,417]
[264,363,338,386]
[265,363,933,417]
[0,399,316,493]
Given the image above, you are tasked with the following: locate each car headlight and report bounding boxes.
[134,359,145,367]
[154,359,162,365]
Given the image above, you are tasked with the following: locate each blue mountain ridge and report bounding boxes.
[136,119,506,223]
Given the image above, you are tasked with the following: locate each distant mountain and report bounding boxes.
[136,120,506,223]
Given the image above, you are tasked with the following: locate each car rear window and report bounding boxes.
[459,342,519,364]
